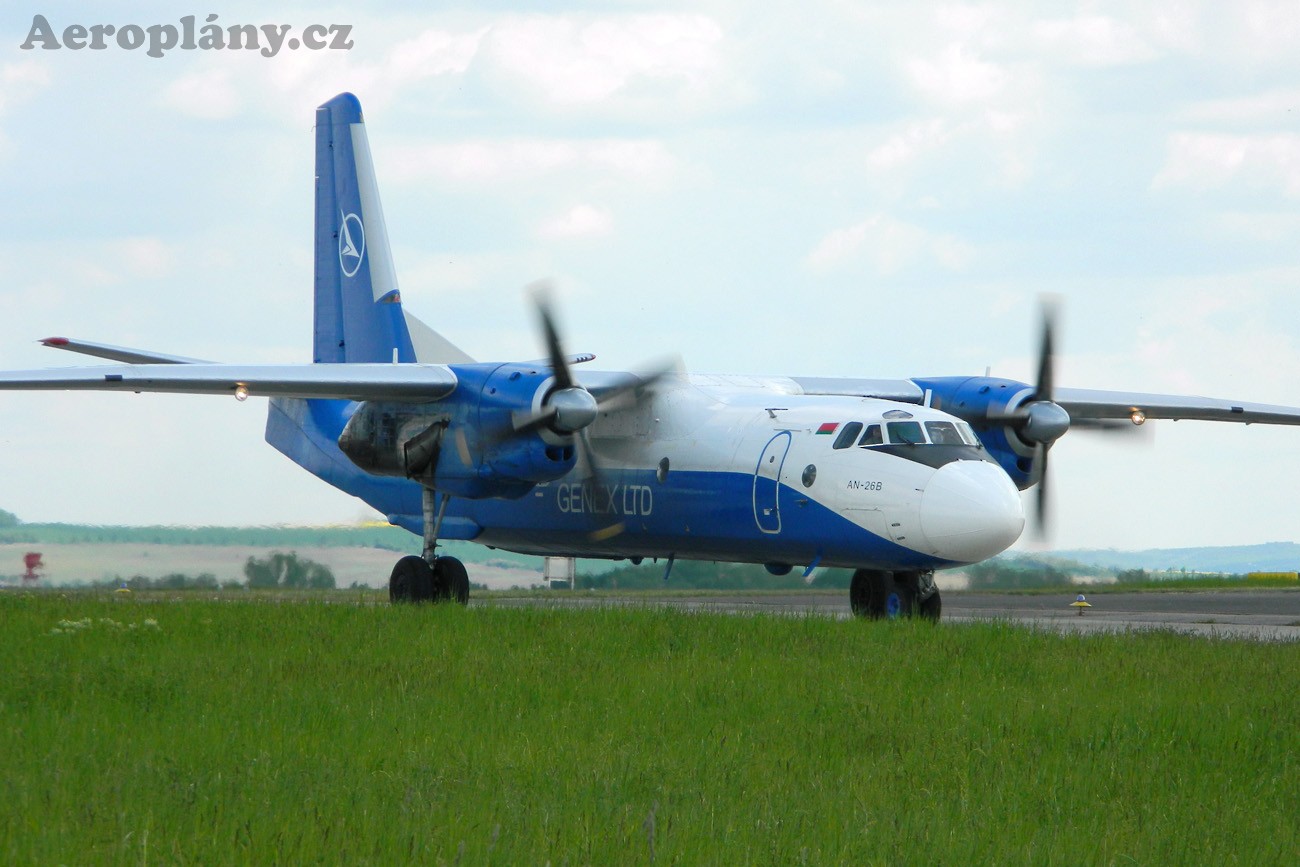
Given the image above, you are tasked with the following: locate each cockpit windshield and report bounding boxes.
[823,416,987,468]
[925,421,964,445]
[887,421,925,444]
[828,419,983,447]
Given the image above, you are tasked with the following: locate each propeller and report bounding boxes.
[984,299,1068,532]
[987,299,1149,535]
[515,283,676,539]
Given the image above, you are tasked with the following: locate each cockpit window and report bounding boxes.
[833,421,863,449]
[957,422,982,447]
[858,424,883,446]
[887,420,925,444]
[925,421,964,445]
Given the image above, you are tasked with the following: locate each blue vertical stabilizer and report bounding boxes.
[313,92,415,364]
[269,93,472,527]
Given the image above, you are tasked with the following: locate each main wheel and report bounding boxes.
[919,590,942,621]
[390,555,434,604]
[850,569,907,619]
[893,572,923,617]
[849,569,873,617]
[432,556,470,605]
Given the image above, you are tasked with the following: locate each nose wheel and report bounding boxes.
[850,569,941,620]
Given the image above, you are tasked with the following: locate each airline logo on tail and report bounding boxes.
[338,211,365,277]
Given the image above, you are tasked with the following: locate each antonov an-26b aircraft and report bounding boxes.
[6,93,1300,619]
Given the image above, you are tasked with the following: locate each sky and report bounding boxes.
[1,1,1298,552]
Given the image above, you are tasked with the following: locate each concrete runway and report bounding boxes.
[482,589,1300,641]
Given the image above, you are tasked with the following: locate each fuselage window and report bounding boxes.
[833,421,863,449]
[925,421,963,445]
[887,420,926,445]
[858,424,883,446]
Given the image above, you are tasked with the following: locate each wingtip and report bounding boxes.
[40,337,69,347]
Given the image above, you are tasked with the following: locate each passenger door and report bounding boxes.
[752,431,792,534]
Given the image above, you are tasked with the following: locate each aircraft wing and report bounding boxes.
[1055,387,1300,426]
[791,377,926,402]
[39,337,212,365]
[0,363,458,402]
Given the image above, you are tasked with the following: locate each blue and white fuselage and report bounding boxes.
[271,371,1025,574]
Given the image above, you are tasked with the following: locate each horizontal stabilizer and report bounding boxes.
[40,337,211,365]
[0,363,458,403]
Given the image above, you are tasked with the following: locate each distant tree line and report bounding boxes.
[243,552,336,589]
[963,557,1080,589]
[71,553,337,591]
[89,572,238,591]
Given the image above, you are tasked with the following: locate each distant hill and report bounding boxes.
[4,517,1297,582]
[1049,542,1300,575]
[0,522,415,550]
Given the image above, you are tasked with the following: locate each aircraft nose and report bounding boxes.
[920,461,1025,563]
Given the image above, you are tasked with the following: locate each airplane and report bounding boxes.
[5,91,1300,620]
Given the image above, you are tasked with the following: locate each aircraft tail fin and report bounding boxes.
[313,93,473,365]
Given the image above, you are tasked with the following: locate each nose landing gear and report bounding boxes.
[849,569,941,620]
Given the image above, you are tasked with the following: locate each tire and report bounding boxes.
[432,557,470,606]
[850,569,906,619]
[893,572,922,617]
[390,555,434,604]
[849,569,873,617]
[919,590,942,621]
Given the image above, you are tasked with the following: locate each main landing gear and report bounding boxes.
[389,488,469,605]
[849,569,941,621]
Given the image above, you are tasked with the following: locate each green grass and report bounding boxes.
[2,592,1297,864]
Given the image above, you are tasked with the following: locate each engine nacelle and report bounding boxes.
[337,401,449,479]
[913,375,1040,489]
[337,362,581,500]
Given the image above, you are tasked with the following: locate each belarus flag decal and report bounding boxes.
[816,422,838,435]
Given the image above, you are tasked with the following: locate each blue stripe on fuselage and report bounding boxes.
[410,468,954,572]
[268,397,957,572]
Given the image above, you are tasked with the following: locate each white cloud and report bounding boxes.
[1153,132,1300,197]
[1181,88,1300,126]
[150,24,487,123]
[866,119,951,170]
[388,27,485,79]
[538,204,613,239]
[0,60,52,158]
[481,14,726,108]
[161,68,241,119]
[806,214,972,275]
[1240,0,1300,61]
[118,236,176,279]
[1210,210,1300,243]
[385,138,675,185]
[0,60,51,113]
[907,43,1010,104]
[1032,15,1160,66]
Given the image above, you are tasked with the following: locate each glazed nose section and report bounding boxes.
[920,461,1025,563]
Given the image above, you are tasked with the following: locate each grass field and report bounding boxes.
[2,592,1297,864]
